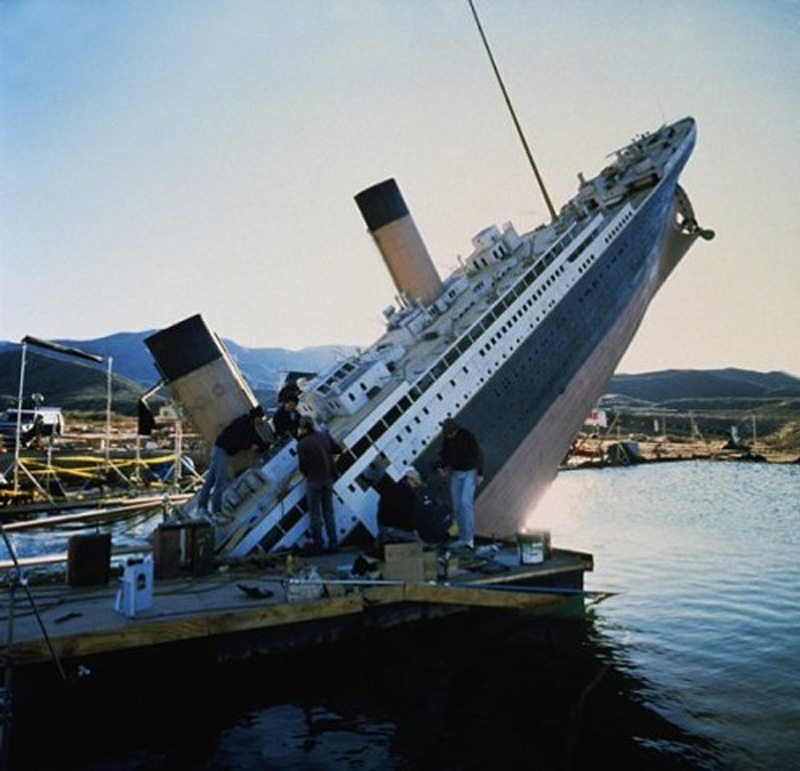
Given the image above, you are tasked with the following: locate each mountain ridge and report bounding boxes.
[0,332,356,413]
[2,334,799,419]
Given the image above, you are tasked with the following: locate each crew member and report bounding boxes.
[297,416,342,553]
[198,406,270,515]
[437,418,483,549]
[377,467,423,544]
[272,393,300,441]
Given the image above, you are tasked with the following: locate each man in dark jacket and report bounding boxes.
[377,467,453,547]
[272,394,300,441]
[377,467,422,543]
[198,405,270,515]
[297,416,342,553]
[437,418,483,549]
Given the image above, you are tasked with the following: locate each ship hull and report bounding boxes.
[148,118,709,556]
[413,159,695,537]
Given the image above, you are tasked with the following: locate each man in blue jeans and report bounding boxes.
[297,416,343,553]
[437,418,483,550]
[197,405,270,515]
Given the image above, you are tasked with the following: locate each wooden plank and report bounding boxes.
[356,581,565,609]
[361,585,407,605]
[5,546,592,667]
[3,495,190,531]
[402,582,565,609]
[10,593,367,665]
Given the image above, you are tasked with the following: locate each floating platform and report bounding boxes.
[2,541,593,672]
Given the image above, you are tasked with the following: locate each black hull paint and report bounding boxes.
[413,159,684,535]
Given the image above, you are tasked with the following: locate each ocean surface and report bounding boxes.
[5,460,800,770]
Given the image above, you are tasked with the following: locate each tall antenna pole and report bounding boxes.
[105,356,113,467]
[12,341,27,493]
[468,0,557,222]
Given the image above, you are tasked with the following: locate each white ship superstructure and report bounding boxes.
[146,117,712,557]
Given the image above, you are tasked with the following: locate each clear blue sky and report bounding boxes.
[2,0,799,375]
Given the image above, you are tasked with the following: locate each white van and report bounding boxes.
[0,407,65,441]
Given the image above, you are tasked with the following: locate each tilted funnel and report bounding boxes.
[355,178,443,306]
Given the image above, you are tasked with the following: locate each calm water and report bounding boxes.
[532,461,800,769]
[6,460,800,770]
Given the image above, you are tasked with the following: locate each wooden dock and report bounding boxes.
[2,543,593,671]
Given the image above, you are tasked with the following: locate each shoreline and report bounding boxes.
[563,436,800,470]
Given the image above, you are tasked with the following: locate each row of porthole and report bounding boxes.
[603,210,634,244]
[312,229,599,506]
[331,295,555,516]
[264,226,622,550]
[349,243,575,472]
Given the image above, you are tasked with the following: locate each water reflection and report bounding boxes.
[10,609,728,770]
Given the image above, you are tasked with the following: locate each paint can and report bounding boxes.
[517,531,550,565]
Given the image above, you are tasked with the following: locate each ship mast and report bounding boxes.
[468,0,557,222]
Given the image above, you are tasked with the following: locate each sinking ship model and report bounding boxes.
[146,116,712,558]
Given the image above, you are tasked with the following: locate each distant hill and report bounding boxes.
[606,369,800,403]
[0,333,355,415]
[2,335,798,430]
[599,368,800,448]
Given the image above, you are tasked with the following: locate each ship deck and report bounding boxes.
[327,138,662,445]
[2,541,593,671]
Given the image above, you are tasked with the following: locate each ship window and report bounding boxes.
[337,452,356,474]
[445,350,458,366]
[398,396,412,411]
[433,362,447,378]
[348,393,356,401]
[370,421,390,442]
[384,405,402,424]
[280,504,305,532]
[350,437,369,457]
[259,527,284,554]
[419,373,435,391]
